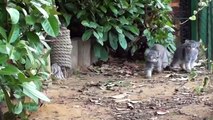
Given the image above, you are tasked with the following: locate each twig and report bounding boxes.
[180,5,207,25]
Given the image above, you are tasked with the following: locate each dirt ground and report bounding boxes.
[30,59,213,120]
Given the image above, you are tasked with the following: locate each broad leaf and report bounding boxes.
[123,30,135,40]
[13,102,23,114]
[103,25,112,32]
[27,32,43,54]
[31,1,49,18]
[8,24,20,43]
[109,32,118,50]
[124,25,139,35]
[100,6,107,13]
[102,32,108,42]
[93,44,108,61]
[81,20,90,27]
[6,7,20,24]
[93,31,104,45]
[119,16,129,25]
[25,15,36,25]
[118,33,127,49]
[0,64,20,75]
[23,102,39,112]
[115,26,123,34]
[131,45,138,56]
[109,4,118,15]
[77,10,86,19]
[89,22,99,29]
[22,82,50,103]
[82,29,93,41]
[0,45,7,54]
[41,15,59,37]
[120,0,129,9]
[0,55,8,64]
[81,20,98,28]
[63,13,71,26]
[0,26,7,39]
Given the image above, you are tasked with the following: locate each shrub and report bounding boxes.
[0,0,60,119]
[60,0,176,61]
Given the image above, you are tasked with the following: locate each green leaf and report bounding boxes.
[93,31,100,39]
[120,0,129,9]
[135,3,144,7]
[115,26,123,34]
[31,1,49,18]
[109,32,118,50]
[100,6,107,13]
[82,29,93,41]
[118,33,127,49]
[109,4,118,15]
[119,16,129,25]
[93,44,108,61]
[123,30,135,40]
[26,48,36,66]
[25,15,36,25]
[63,13,71,26]
[0,45,7,54]
[89,22,99,29]
[0,55,8,64]
[9,48,23,61]
[124,25,139,35]
[81,20,90,27]
[6,7,20,24]
[22,82,50,103]
[13,102,23,114]
[27,32,43,54]
[189,15,196,21]
[41,15,59,37]
[0,26,7,39]
[102,32,108,42]
[0,64,20,75]
[8,24,20,43]
[81,20,98,28]
[143,29,151,36]
[23,102,39,112]
[131,45,138,56]
[156,0,165,9]
[77,10,86,19]
[103,25,112,32]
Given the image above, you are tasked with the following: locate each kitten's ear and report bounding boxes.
[144,49,150,56]
[197,40,202,47]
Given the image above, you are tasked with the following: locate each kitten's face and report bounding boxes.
[145,49,159,63]
[185,40,200,50]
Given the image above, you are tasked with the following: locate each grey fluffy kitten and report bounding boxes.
[170,40,200,72]
[144,44,172,78]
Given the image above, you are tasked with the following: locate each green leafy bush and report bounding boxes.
[0,0,60,119]
[60,0,175,60]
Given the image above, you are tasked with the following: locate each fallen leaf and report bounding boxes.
[110,93,128,99]
[156,110,169,115]
[115,99,130,103]
[127,102,134,109]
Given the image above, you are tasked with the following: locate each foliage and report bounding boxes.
[0,0,60,119]
[181,0,212,24]
[59,0,175,61]
[194,76,209,95]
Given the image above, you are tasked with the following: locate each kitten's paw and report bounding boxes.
[145,75,152,78]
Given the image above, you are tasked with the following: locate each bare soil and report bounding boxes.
[30,60,213,120]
